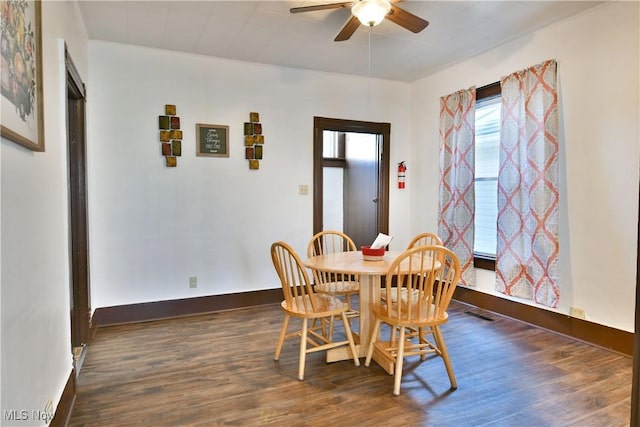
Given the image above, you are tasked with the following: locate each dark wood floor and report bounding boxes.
[69,300,632,426]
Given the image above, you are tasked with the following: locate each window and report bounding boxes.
[474,83,501,269]
[323,131,345,161]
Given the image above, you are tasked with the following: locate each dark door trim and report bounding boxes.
[312,117,390,236]
[66,46,90,350]
[631,178,639,426]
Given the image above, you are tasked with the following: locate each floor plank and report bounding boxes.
[69,300,632,426]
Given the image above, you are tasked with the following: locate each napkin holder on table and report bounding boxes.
[361,233,393,261]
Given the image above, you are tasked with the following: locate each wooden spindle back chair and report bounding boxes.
[365,245,461,395]
[271,241,360,380]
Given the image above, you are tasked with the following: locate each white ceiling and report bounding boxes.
[77,0,605,82]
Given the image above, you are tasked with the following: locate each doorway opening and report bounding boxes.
[313,117,390,248]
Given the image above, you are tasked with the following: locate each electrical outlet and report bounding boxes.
[298,184,309,195]
[189,276,197,288]
[570,306,586,319]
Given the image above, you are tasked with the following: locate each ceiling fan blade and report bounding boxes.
[334,15,361,42]
[386,3,429,33]
[290,2,353,14]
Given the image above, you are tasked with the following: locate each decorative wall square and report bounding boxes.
[245,147,254,159]
[250,112,259,123]
[160,130,171,142]
[254,145,263,159]
[165,104,177,115]
[172,140,182,156]
[162,142,171,156]
[249,159,259,170]
[159,116,170,129]
[166,156,177,167]
[170,130,183,140]
[170,116,180,129]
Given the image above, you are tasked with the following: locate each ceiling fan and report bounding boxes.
[290,0,429,42]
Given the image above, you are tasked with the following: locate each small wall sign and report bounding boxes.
[196,123,229,157]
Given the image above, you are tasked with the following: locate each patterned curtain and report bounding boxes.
[438,87,476,286]
[496,59,559,307]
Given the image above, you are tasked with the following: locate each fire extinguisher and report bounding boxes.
[398,161,406,189]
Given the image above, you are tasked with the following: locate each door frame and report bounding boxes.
[66,46,90,353]
[631,180,640,426]
[312,116,390,236]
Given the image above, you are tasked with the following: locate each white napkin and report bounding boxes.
[369,233,393,249]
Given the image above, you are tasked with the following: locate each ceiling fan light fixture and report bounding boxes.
[351,0,391,27]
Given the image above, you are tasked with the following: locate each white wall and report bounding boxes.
[409,2,640,332]
[1,0,88,424]
[86,41,412,308]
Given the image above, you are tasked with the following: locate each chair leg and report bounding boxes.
[298,318,308,381]
[340,312,360,366]
[393,326,406,396]
[328,315,335,339]
[274,314,290,360]
[432,326,457,389]
[364,319,381,367]
[418,326,427,361]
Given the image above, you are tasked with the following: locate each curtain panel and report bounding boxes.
[496,59,560,307]
[438,87,476,286]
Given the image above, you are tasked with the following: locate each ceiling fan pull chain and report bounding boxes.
[368,26,372,105]
[368,26,372,79]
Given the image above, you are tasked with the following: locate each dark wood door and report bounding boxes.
[343,134,381,248]
[66,48,90,350]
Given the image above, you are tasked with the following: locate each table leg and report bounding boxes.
[325,274,394,374]
[357,274,377,349]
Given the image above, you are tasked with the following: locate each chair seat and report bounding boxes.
[315,280,359,295]
[281,294,349,318]
[380,287,419,304]
[372,300,448,327]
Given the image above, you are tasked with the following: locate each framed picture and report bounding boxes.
[196,123,229,158]
[0,0,45,151]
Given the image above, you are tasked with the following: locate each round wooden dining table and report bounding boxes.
[305,250,405,374]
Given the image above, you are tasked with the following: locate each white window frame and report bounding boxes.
[473,82,501,270]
